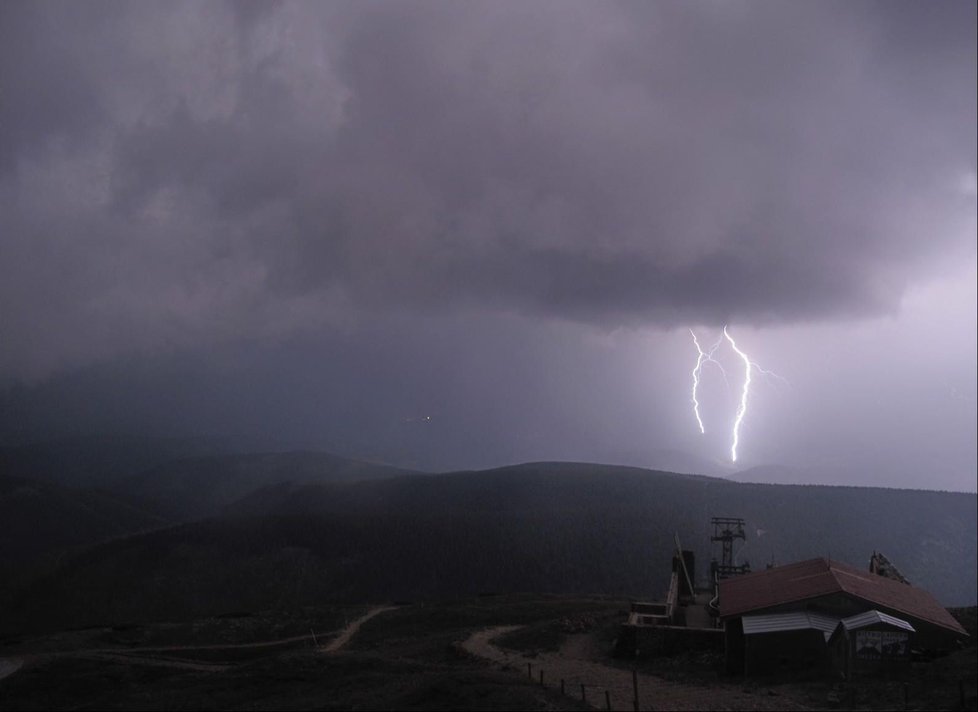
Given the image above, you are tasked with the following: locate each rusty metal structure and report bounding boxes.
[869,550,910,585]
[709,516,751,580]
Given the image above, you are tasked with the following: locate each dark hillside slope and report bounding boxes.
[8,463,975,634]
[0,474,167,598]
[117,451,419,520]
[232,462,977,603]
[229,462,717,518]
[0,435,222,488]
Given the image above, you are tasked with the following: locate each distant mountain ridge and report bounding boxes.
[0,435,228,488]
[0,446,419,606]
[117,450,419,520]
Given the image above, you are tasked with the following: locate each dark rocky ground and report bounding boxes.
[0,598,974,711]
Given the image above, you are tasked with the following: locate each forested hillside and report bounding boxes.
[6,461,974,635]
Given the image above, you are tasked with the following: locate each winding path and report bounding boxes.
[75,651,232,672]
[0,657,23,681]
[322,606,399,653]
[0,605,400,680]
[461,625,810,711]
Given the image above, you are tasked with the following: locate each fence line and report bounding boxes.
[497,656,643,711]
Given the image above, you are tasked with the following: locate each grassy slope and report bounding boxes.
[7,463,974,635]
[0,474,167,597]
[0,597,604,711]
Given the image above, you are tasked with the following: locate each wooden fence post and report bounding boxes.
[581,684,587,703]
[632,668,639,712]
[605,689,612,710]
[527,662,532,680]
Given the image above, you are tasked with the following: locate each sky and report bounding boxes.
[1,1,975,491]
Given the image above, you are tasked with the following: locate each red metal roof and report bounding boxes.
[719,558,966,636]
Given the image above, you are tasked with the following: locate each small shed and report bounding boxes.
[829,610,914,679]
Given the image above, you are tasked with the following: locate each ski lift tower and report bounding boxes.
[710,516,751,580]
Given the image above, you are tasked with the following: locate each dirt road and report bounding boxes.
[462,625,810,711]
[88,631,320,655]
[322,606,399,653]
[0,606,399,679]
[75,651,233,672]
[0,657,23,681]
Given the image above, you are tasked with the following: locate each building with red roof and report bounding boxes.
[719,558,967,674]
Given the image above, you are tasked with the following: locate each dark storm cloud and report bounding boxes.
[1,0,975,377]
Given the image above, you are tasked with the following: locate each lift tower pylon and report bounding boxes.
[710,516,751,580]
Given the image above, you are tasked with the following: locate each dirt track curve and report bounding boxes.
[0,605,401,680]
[322,606,400,653]
[462,625,811,711]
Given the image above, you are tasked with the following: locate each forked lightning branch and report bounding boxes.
[689,326,787,462]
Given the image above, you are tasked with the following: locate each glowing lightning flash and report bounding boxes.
[721,326,787,463]
[688,325,786,462]
[689,330,726,434]
[723,326,752,462]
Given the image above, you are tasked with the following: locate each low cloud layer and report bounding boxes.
[1,1,975,378]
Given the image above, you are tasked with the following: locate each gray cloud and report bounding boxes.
[1,0,975,378]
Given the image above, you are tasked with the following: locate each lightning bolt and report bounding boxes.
[723,326,751,462]
[722,326,787,463]
[751,363,790,389]
[690,330,726,434]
